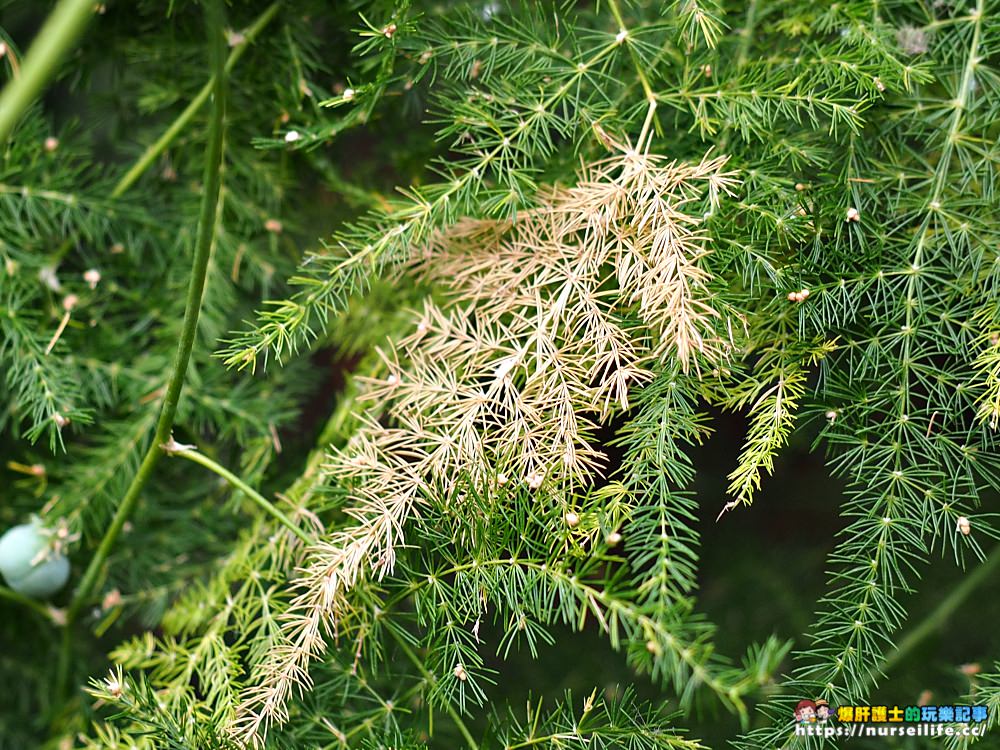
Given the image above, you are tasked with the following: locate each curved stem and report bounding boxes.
[0,583,56,620]
[66,0,229,625]
[606,0,657,145]
[171,446,311,544]
[110,1,280,198]
[0,0,96,143]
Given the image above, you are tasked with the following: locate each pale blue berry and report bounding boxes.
[0,522,70,599]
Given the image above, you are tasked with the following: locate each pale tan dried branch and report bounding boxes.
[228,144,739,747]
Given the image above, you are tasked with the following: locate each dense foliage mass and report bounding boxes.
[1,1,999,748]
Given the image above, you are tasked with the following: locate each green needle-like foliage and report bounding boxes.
[1,1,999,749]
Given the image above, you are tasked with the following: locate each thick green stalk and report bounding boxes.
[66,1,228,625]
[171,446,311,544]
[0,0,95,143]
[110,1,280,198]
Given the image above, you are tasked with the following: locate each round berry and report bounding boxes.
[0,522,70,598]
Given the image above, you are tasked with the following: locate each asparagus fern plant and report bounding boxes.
[1,0,999,749]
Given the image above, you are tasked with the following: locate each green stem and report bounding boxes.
[384,622,481,750]
[606,0,657,144]
[715,0,758,153]
[54,625,72,708]
[0,583,55,620]
[881,545,1000,674]
[171,447,311,544]
[110,1,280,198]
[0,0,95,143]
[66,0,228,625]
[606,0,654,102]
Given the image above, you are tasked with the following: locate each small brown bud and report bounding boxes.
[102,588,123,610]
[48,607,67,627]
[527,470,544,490]
[83,269,101,289]
[39,266,61,291]
[896,26,928,56]
[104,670,123,698]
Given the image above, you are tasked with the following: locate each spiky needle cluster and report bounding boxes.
[5,1,1000,750]
[231,144,738,745]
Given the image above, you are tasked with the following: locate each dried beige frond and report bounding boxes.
[229,144,738,747]
[228,426,418,746]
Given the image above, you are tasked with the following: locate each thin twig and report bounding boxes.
[606,0,657,146]
[110,2,280,198]
[0,583,58,620]
[44,311,71,355]
[167,442,311,544]
[383,622,482,750]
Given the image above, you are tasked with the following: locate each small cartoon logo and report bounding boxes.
[794,698,836,724]
[795,699,817,724]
